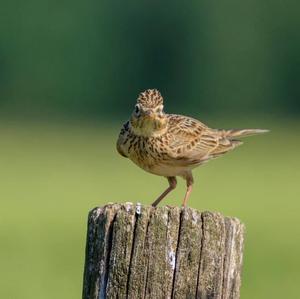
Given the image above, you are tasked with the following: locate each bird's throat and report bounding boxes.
[130,117,168,137]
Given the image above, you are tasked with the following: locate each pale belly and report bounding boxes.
[148,163,191,177]
[129,152,196,177]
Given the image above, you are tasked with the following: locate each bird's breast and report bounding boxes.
[125,136,187,176]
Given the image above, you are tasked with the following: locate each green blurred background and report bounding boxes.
[1,1,299,298]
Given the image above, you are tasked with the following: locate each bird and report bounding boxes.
[116,89,268,207]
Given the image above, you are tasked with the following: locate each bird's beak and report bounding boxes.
[144,111,155,120]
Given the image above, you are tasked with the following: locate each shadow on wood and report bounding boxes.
[82,203,245,299]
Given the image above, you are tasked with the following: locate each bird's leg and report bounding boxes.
[182,172,194,207]
[151,177,177,207]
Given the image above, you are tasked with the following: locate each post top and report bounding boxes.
[88,202,244,227]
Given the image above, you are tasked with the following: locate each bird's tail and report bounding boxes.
[223,128,269,138]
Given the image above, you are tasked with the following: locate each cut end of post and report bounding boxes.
[82,203,245,299]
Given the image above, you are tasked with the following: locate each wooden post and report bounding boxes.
[82,203,245,299]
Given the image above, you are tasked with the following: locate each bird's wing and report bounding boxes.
[165,115,239,165]
[116,121,130,158]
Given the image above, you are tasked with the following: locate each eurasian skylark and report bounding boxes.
[117,89,268,207]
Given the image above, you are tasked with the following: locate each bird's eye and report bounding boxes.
[135,105,140,114]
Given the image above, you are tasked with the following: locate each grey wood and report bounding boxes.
[196,212,226,299]
[172,208,203,299]
[82,203,245,299]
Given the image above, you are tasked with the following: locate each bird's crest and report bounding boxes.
[137,89,163,108]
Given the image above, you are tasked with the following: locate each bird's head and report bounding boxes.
[130,89,168,137]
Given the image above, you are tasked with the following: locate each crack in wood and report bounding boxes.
[82,204,244,299]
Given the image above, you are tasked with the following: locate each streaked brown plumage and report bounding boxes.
[117,89,268,206]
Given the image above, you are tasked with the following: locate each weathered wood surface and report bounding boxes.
[82,203,245,299]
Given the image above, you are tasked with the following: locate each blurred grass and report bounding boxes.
[0,118,299,298]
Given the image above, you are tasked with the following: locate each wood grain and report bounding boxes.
[82,204,245,299]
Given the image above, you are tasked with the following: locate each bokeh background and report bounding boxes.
[1,1,299,298]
